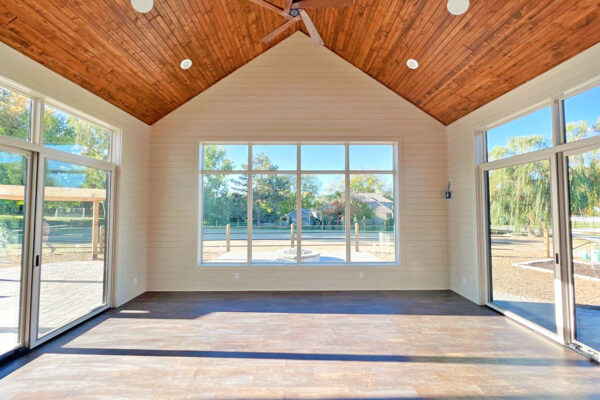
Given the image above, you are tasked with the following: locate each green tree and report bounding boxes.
[300,175,321,211]
[235,152,296,225]
[0,87,30,140]
[349,175,389,196]
[351,198,375,222]
[489,135,551,161]
[566,119,600,142]
[488,136,552,235]
[568,147,600,218]
[202,145,234,226]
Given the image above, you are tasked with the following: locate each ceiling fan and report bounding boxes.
[247,0,353,46]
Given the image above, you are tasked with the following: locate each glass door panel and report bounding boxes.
[566,148,600,352]
[486,159,557,333]
[0,150,30,355]
[36,158,109,339]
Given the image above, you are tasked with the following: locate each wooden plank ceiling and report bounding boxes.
[0,0,599,125]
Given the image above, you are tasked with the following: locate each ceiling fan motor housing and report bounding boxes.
[289,9,300,17]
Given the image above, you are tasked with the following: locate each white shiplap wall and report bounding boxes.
[0,42,151,306]
[447,43,600,304]
[149,32,448,291]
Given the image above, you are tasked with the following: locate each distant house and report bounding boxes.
[287,208,315,226]
[287,194,393,226]
[353,193,393,224]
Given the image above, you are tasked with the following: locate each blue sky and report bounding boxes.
[302,145,344,170]
[254,145,297,170]
[0,152,104,189]
[205,144,394,171]
[564,85,600,141]
[487,85,600,157]
[204,144,394,171]
[486,106,553,155]
[349,145,393,170]
[45,159,97,188]
[303,174,344,194]
[0,151,25,164]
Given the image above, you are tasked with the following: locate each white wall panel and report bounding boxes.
[150,33,448,291]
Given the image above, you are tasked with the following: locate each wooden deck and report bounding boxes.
[0,291,598,399]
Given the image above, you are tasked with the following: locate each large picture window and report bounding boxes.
[199,143,398,265]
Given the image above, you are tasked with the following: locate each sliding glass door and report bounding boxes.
[480,82,600,360]
[0,148,31,355]
[565,146,600,354]
[0,81,116,355]
[31,157,111,342]
[486,158,559,334]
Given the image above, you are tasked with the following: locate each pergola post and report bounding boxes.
[92,200,99,259]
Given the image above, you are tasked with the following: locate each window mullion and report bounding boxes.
[345,144,351,264]
[296,144,301,265]
[199,142,397,266]
[247,146,253,264]
[32,96,44,146]
[552,99,565,147]
[198,172,204,265]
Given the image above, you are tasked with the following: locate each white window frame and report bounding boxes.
[198,142,401,267]
[0,75,119,352]
[476,77,600,361]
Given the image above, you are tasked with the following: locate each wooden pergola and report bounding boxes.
[0,184,106,258]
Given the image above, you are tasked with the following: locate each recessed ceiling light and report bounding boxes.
[131,0,154,13]
[180,59,193,70]
[406,59,419,70]
[447,0,469,15]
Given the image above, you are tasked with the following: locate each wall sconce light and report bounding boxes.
[444,180,452,199]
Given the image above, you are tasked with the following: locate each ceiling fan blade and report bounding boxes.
[247,0,293,19]
[292,0,353,9]
[261,16,301,44]
[283,0,293,14]
[299,9,324,46]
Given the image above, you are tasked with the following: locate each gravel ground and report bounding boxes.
[491,234,600,306]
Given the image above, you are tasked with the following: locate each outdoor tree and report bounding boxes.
[488,129,600,235]
[203,145,235,226]
[300,175,321,212]
[349,175,390,197]
[351,198,375,222]
[0,87,30,140]
[488,136,552,235]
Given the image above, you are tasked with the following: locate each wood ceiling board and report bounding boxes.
[305,0,600,124]
[0,0,599,125]
[0,0,298,124]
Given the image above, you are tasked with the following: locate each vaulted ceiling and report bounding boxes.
[1,0,599,125]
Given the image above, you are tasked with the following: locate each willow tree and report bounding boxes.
[488,135,552,235]
[567,122,600,220]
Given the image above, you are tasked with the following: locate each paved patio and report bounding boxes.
[0,260,105,353]
[211,250,384,263]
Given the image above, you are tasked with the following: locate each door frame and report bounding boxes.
[0,144,36,355]
[477,127,600,361]
[560,145,600,360]
[479,152,564,343]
